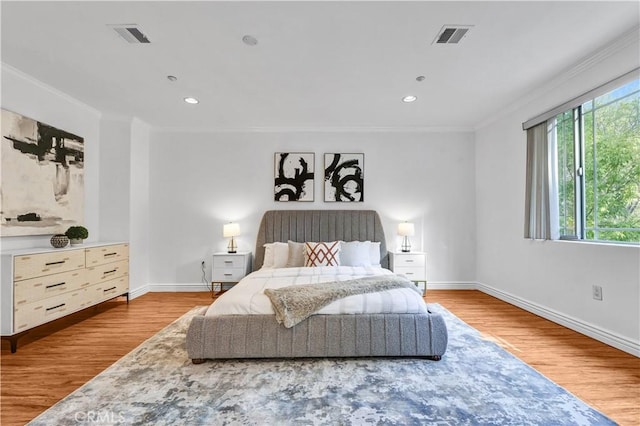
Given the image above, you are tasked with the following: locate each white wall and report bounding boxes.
[129,119,151,297]
[475,31,640,355]
[147,130,476,288]
[99,117,131,241]
[0,65,102,250]
[97,116,151,297]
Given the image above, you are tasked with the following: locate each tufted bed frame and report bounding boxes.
[186,210,448,363]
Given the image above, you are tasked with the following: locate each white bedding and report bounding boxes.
[206,266,428,317]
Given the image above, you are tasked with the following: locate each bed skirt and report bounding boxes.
[186,308,448,361]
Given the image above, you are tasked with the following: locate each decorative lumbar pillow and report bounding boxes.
[286,241,306,267]
[262,242,289,269]
[304,241,341,267]
[340,241,371,267]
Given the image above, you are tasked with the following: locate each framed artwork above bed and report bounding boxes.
[324,153,364,202]
[274,152,314,202]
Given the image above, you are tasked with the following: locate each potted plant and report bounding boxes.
[65,226,89,246]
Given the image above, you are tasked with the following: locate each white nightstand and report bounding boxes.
[211,252,252,294]
[389,251,427,296]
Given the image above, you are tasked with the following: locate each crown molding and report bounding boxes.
[475,25,640,131]
[1,62,102,118]
[152,125,475,134]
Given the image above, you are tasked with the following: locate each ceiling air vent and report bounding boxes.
[108,24,151,44]
[433,25,472,45]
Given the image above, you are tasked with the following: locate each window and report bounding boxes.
[552,78,640,243]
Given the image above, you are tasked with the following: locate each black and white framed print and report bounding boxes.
[324,153,364,202]
[1,109,85,236]
[274,152,315,202]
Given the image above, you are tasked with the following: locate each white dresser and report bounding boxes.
[389,251,427,295]
[1,242,129,352]
[211,252,252,293]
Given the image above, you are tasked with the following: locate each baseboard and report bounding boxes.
[476,281,640,357]
[428,281,477,290]
[146,283,212,293]
[128,285,150,300]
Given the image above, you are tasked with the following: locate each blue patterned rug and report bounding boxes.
[29,304,615,425]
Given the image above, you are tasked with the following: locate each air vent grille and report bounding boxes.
[109,24,151,44]
[433,25,472,45]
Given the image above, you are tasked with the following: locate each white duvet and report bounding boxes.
[206,266,428,317]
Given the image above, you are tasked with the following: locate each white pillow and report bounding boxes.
[369,241,381,266]
[286,241,306,267]
[340,241,372,267]
[304,241,341,267]
[262,242,289,269]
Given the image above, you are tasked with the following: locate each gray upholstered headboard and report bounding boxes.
[254,210,388,272]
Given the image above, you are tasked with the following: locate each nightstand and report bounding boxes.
[389,251,427,296]
[211,252,252,295]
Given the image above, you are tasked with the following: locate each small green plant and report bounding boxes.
[65,226,89,240]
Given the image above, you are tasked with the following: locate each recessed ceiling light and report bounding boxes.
[402,95,417,103]
[242,35,258,46]
[184,97,199,104]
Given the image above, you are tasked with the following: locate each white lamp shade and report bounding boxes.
[397,222,415,237]
[223,223,240,237]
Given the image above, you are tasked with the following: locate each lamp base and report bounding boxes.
[227,237,237,254]
[400,236,411,253]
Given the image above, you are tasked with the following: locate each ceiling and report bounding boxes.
[2,1,638,131]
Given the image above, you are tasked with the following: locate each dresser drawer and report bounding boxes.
[212,268,246,282]
[85,244,129,267]
[86,260,128,285]
[213,255,248,269]
[393,254,426,267]
[14,269,89,306]
[394,266,426,281]
[14,289,84,332]
[85,277,129,305]
[14,250,85,281]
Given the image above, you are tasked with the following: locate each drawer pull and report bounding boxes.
[45,260,66,266]
[224,260,233,264]
[104,286,117,292]
[103,269,117,275]
[104,252,117,257]
[406,272,414,275]
[46,303,66,311]
[45,282,66,289]
[405,260,414,263]
[224,273,233,276]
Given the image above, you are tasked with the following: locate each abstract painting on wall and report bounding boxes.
[324,153,364,202]
[274,152,314,202]
[1,109,84,237]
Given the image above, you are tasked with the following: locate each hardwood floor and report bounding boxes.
[1,290,638,425]
[430,290,640,426]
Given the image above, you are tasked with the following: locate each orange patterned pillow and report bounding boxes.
[304,241,341,267]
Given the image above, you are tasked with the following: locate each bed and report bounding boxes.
[186,210,448,363]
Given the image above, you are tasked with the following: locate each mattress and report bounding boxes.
[206,266,428,317]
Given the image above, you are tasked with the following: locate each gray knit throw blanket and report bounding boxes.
[264,275,422,328]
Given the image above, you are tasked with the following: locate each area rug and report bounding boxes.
[28,304,615,425]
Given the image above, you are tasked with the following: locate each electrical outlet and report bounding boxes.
[592,285,603,301]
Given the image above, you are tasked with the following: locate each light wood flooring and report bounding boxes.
[1,290,638,425]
